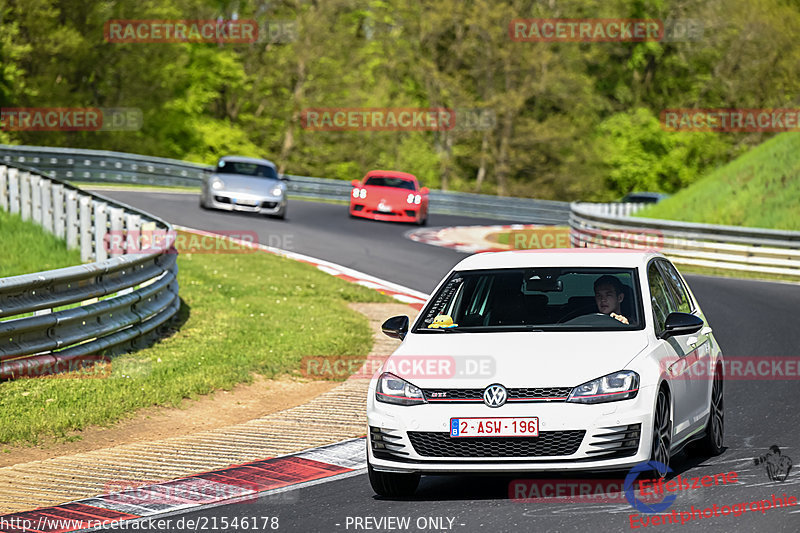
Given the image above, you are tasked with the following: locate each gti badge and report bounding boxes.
[483,384,507,408]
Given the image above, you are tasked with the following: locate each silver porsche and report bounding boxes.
[200,156,288,219]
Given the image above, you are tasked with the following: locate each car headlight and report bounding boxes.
[271,186,283,196]
[414,194,421,204]
[406,193,415,204]
[567,370,639,404]
[375,372,426,406]
[353,188,360,198]
[360,188,367,199]
[211,178,224,190]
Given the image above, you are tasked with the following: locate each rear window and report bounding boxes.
[414,267,643,333]
[364,176,416,190]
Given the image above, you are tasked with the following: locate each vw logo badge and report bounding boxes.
[483,384,507,408]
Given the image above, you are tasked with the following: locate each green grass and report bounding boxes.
[0,210,82,277]
[636,133,800,230]
[0,232,391,444]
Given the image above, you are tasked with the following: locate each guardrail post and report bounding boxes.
[109,207,124,257]
[79,195,93,262]
[20,171,31,221]
[52,184,65,239]
[94,201,109,262]
[31,174,42,224]
[41,179,53,234]
[8,167,19,214]
[125,213,142,254]
[65,190,78,249]
[0,166,7,211]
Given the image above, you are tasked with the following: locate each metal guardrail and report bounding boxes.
[570,202,800,278]
[0,144,571,225]
[0,163,180,379]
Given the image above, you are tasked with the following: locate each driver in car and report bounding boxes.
[594,275,629,324]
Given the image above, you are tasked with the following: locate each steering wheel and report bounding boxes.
[557,311,622,325]
[557,308,598,324]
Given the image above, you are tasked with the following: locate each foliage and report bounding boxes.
[1,0,798,200]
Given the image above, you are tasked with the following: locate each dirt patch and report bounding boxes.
[0,302,416,468]
[0,377,337,468]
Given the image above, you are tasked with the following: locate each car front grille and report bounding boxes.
[407,430,585,458]
[261,201,278,209]
[422,387,573,403]
[585,424,641,459]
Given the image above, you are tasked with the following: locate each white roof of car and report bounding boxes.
[453,249,664,271]
[218,155,277,168]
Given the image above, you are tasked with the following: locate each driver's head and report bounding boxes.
[594,275,625,315]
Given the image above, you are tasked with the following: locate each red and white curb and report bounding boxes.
[407,224,532,254]
[0,439,367,533]
[174,225,429,310]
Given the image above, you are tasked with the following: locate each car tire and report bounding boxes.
[367,462,420,498]
[689,368,724,457]
[271,206,287,220]
[199,197,208,210]
[648,386,672,479]
[418,211,428,226]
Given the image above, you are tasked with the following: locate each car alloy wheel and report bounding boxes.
[650,388,671,478]
[691,369,724,456]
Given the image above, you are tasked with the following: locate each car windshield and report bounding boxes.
[414,267,643,332]
[217,160,278,179]
[364,176,416,190]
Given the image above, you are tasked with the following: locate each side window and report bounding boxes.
[658,261,693,313]
[648,263,674,334]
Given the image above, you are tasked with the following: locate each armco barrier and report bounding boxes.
[0,144,571,224]
[570,202,800,278]
[0,163,180,380]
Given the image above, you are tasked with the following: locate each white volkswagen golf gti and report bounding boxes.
[366,250,724,496]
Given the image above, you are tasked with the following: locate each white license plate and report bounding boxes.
[234,199,258,207]
[450,417,539,438]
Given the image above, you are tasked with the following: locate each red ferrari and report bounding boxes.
[349,170,429,225]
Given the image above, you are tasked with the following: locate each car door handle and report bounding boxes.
[687,336,698,347]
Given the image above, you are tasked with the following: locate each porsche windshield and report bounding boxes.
[217,161,278,179]
[414,267,643,332]
[364,176,416,190]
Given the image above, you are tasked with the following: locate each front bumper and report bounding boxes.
[366,386,655,474]
[206,189,286,215]
[350,203,420,223]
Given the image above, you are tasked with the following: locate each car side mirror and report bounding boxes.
[420,187,429,194]
[382,315,409,340]
[660,312,703,339]
[351,179,360,187]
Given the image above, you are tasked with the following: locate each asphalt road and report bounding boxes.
[98,190,800,533]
